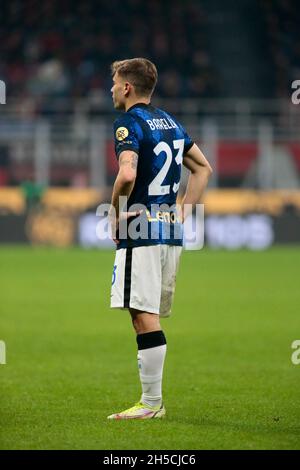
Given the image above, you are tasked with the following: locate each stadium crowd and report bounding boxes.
[1,0,217,102]
[260,0,300,98]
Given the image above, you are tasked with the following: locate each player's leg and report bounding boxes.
[125,245,183,416]
[130,308,167,409]
[108,246,166,420]
[130,309,161,334]
[107,308,167,419]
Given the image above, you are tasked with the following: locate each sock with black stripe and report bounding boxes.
[136,330,167,408]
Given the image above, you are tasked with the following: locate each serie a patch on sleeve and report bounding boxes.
[115,127,129,141]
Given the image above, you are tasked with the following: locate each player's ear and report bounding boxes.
[124,81,131,97]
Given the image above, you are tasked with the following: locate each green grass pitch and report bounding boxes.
[0,246,299,450]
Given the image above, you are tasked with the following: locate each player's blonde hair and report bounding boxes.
[111,58,158,97]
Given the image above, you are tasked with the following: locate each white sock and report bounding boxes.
[136,331,167,408]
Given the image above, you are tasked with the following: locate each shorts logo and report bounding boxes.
[116,127,129,141]
[112,265,117,285]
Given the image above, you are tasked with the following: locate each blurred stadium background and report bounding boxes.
[1,0,300,450]
[0,0,299,248]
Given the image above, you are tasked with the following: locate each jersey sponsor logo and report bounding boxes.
[116,127,129,141]
[145,209,181,224]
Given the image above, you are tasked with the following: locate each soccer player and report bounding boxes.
[108,58,212,419]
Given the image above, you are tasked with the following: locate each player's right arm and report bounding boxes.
[109,114,142,243]
[181,143,213,221]
[110,150,138,218]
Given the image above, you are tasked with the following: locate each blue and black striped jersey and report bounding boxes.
[113,102,194,249]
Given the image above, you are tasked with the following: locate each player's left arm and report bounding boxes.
[109,150,139,242]
[180,143,213,221]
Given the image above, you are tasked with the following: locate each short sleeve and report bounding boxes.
[181,126,194,153]
[113,114,141,159]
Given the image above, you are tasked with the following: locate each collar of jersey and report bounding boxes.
[126,102,151,112]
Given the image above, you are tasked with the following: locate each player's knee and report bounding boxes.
[131,316,138,333]
[130,311,161,334]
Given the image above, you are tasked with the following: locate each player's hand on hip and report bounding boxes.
[109,209,143,245]
[108,210,119,245]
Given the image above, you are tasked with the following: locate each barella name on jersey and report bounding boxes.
[146,117,178,131]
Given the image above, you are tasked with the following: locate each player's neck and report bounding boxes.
[125,97,150,112]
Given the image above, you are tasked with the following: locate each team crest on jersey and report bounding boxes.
[116,127,129,141]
